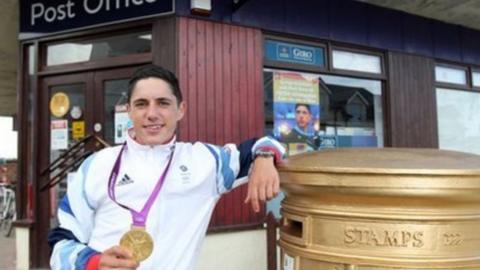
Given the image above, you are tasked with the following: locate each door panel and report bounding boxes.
[94,68,135,145]
[40,73,94,227]
[40,73,94,175]
[39,67,138,229]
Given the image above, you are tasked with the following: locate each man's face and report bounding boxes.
[295,105,312,129]
[127,77,185,145]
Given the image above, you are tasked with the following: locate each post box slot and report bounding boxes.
[283,218,303,239]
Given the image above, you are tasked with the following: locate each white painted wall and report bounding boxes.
[197,229,267,270]
[15,227,29,270]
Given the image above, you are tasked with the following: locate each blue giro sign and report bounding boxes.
[265,39,325,67]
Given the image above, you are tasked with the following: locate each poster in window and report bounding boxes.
[51,119,68,150]
[273,72,320,156]
[114,104,130,144]
[72,121,85,140]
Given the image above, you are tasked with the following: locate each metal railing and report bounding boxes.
[40,134,110,191]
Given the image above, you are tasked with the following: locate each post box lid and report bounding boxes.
[278,148,480,175]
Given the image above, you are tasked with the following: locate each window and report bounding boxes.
[435,65,467,85]
[264,69,383,156]
[264,39,385,218]
[472,71,480,88]
[319,74,383,148]
[436,88,480,155]
[435,63,480,154]
[28,45,36,75]
[332,49,382,74]
[264,69,384,218]
[46,31,152,66]
[263,40,385,156]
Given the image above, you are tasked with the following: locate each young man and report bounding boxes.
[48,65,284,270]
[280,103,320,155]
[294,103,314,134]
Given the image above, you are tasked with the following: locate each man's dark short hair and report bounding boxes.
[295,103,311,113]
[128,64,183,104]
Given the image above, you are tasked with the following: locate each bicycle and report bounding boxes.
[0,183,16,237]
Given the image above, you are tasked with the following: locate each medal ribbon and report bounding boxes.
[108,143,175,227]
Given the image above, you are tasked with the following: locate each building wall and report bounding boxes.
[176,0,480,66]
[198,230,267,270]
[177,17,266,228]
[387,52,438,147]
[19,1,480,266]
[0,0,18,116]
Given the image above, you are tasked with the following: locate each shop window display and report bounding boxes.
[264,69,384,217]
[264,69,383,157]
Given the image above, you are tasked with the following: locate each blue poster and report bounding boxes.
[273,72,320,156]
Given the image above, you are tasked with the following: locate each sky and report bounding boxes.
[0,116,17,159]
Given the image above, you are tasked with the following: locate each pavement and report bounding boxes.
[0,231,16,270]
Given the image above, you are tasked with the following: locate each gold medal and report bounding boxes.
[111,147,175,263]
[119,226,154,262]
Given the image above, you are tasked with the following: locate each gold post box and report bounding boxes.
[278,148,480,270]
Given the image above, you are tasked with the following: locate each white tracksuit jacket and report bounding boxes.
[49,134,284,270]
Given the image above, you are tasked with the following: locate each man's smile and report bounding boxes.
[143,124,165,131]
